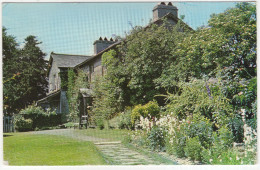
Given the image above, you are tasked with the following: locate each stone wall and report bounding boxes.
[48,59,60,93]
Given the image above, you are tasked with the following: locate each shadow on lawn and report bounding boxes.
[3,134,13,137]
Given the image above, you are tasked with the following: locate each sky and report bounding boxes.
[2,1,239,59]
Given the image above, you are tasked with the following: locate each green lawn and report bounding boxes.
[3,133,107,165]
[74,129,131,141]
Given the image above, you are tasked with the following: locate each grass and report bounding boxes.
[3,132,107,165]
[73,128,130,142]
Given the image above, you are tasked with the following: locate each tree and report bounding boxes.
[158,2,256,89]
[3,29,48,114]
[19,35,48,103]
[3,27,21,114]
[101,21,189,107]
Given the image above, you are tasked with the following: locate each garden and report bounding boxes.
[3,2,257,165]
[88,2,257,165]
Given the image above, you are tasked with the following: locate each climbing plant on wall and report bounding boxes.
[67,69,89,122]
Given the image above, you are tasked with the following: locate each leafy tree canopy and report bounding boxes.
[3,28,48,114]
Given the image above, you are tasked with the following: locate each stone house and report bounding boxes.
[37,2,192,125]
[37,53,90,114]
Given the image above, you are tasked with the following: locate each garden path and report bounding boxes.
[31,129,177,165]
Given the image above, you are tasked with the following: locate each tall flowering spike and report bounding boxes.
[205,82,212,99]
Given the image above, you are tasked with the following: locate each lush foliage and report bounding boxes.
[118,108,134,130]
[88,3,256,165]
[3,28,48,114]
[67,69,89,121]
[158,3,256,89]
[91,75,122,127]
[15,105,61,131]
[14,115,33,132]
[101,21,188,107]
[122,3,256,165]
[131,101,160,124]
[147,126,166,151]
[166,79,232,128]
[184,136,202,161]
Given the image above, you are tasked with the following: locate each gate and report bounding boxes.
[3,116,14,133]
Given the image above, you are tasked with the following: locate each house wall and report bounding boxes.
[79,55,104,82]
[48,59,60,93]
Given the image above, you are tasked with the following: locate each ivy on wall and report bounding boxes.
[67,69,89,122]
[59,70,68,90]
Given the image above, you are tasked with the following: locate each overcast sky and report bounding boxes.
[2,1,238,59]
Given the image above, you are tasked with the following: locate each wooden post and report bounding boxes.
[83,97,88,129]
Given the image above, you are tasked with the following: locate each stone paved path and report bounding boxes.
[95,143,164,165]
[31,129,177,165]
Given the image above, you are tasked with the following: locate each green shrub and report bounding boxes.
[229,114,244,143]
[118,110,133,130]
[131,101,160,124]
[201,128,234,164]
[169,124,187,158]
[131,104,145,124]
[147,126,166,151]
[246,99,257,131]
[185,114,213,149]
[217,126,234,148]
[184,136,202,161]
[166,79,232,127]
[14,115,33,132]
[19,105,62,130]
[96,119,104,130]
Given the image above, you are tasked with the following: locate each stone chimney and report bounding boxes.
[93,37,115,55]
[153,2,178,21]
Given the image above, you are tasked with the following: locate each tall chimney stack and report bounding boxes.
[93,37,115,55]
[153,2,178,21]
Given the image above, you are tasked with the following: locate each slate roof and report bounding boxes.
[52,53,90,68]
[36,89,61,104]
[47,52,91,75]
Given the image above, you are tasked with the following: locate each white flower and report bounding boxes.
[209,159,213,163]
[236,156,239,160]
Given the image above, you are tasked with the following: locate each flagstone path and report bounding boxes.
[95,143,166,165]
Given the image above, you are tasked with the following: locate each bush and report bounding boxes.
[168,123,187,158]
[201,127,234,164]
[217,126,234,148]
[201,147,241,165]
[147,126,166,151]
[185,114,213,149]
[118,110,133,130]
[184,136,202,161]
[131,101,160,124]
[229,114,244,143]
[14,115,33,132]
[166,79,232,127]
[19,105,62,130]
[96,119,104,130]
